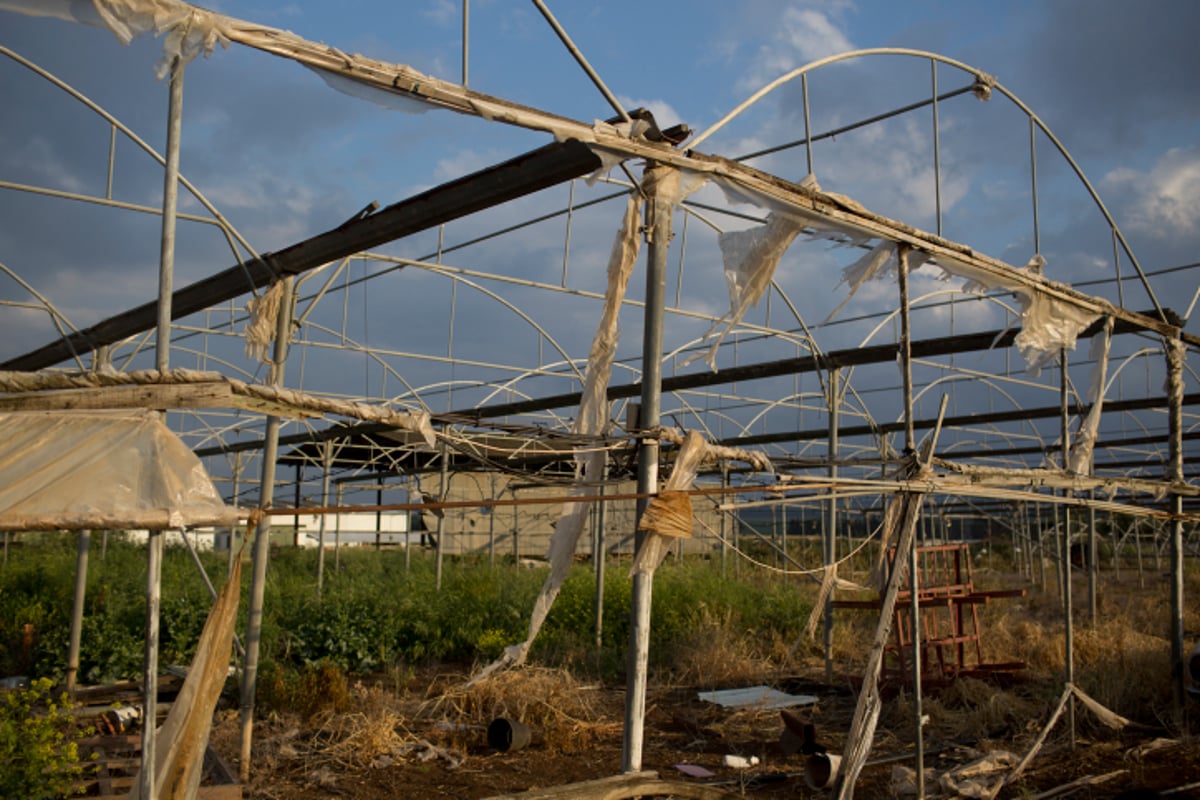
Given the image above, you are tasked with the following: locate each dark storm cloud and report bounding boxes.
[1014,0,1200,158]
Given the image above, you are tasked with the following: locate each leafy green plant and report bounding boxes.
[0,678,89,800]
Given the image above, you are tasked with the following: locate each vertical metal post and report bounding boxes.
[898,247,916,454]
[593,465,607,649]
[316,443,332,599]
[489,473,497,568]
[1036,500,1046,593]
[1030,117,1041,254]
[140,530,163,800]
[66,530,91,695]
[825,367,841,684]
[720,464,729,577]
[239,276,294,783]
[336,483,344,573]
[1060,349,1075,746]
[143,56,184,799]
[1167,337,1186,719]
[898,245,924,796]
[930,59,942,237]
[1088,496,1098,626]
[375,487,383,551]
[801,74,814,177]
[461,0,469,87]
[436,432,449,591]
[155,58,183,373]
[229,455,242,577]
[623,163,671,774]
[293,464,302,546]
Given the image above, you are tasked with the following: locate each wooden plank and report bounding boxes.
[95,788,241,800]
[0,382,233,412]
[481,771,741,799]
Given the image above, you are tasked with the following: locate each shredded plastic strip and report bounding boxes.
[0,368,436,447]
[469,193,642,683]
[129,547,242,799]
[1067,317,1113,474]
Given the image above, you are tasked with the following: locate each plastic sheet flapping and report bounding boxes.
[681,176,810,370]
[0,0,232,78]
[629,430,707,576]
[0,409,234,530]
[472,193,643,681]
[1067,317,1113,475]
[129,550,242,800]
[938,254,1101,376]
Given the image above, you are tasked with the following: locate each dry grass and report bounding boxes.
[664,606,780,688]
[309,684,417,769]
[425,666,622,753]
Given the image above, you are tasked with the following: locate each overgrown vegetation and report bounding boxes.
[2,532,1190,738]
[0,678,88,800]
[0,536,813,692]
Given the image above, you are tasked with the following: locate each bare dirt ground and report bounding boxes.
[208,664,1200,799]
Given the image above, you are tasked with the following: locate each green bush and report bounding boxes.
[1,541,815,693]
[0,678,88,800]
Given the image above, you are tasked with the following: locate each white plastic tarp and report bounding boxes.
[0,409,237,530]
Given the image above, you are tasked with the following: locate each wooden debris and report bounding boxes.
[1028,769,1126,800]
[480,770,741,799]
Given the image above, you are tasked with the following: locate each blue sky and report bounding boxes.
[0,1,1197,490]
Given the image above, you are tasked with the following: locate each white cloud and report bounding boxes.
[738,5,857,93]
[1103,147,1200,237]
[7,138,87,195]
[432,148,506,183]
[616,96,685,131]
[423,0,457,26]
[820,117,970,224]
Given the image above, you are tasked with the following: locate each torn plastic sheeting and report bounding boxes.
[1067,317,1113,475]
[0,409,234,530]
[129,550,242,800]
[827,244,934,325]
[937,750,1018,800]
[472,193,642,679]
[697,686,818,710]
[310,67,431,114]
[0,0,232,78]
[937,253,1101,374]
[630,429,707,576]
[680,211,807,371]
[684,174,857,371]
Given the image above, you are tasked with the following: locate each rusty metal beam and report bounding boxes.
[2,139,602,372]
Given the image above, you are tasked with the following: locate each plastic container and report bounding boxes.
[487,718,532,752]
[805,752,842,789]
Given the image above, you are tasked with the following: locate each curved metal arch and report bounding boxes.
[0,260,85,369]
[473,357,643,411]
[1102,347,1165,398]
[422,266,587,387]
[166,344,263,384]
[909,373,1048,448]
[0,45,265,280]
[858,288,1020,353]
[689,47,1163,320]
[291,320,433,414]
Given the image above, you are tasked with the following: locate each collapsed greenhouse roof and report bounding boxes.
[0,0,1194,526]
[1,0,1199,791]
